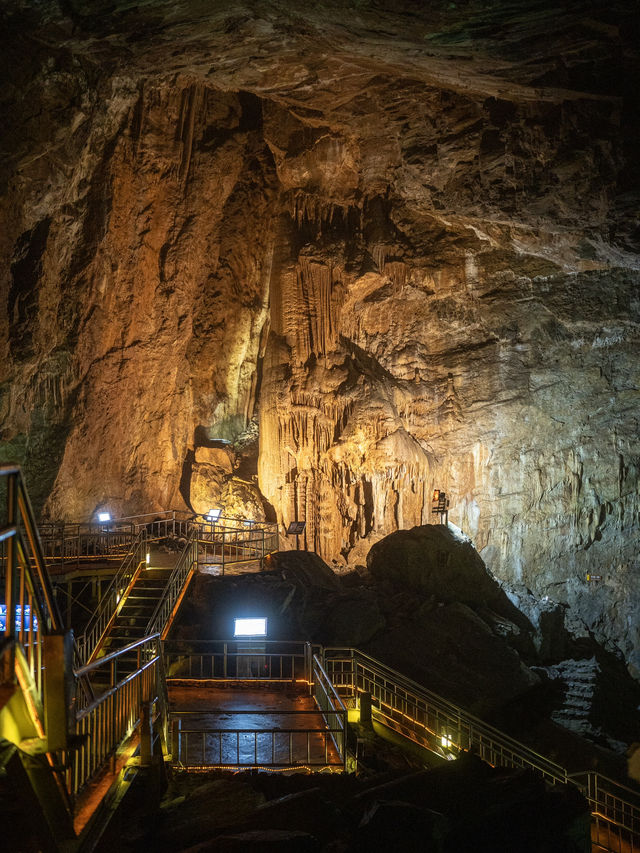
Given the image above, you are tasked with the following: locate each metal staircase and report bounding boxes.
[0,465,169,851]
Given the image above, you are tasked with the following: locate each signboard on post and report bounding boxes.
[286,521,306,550]
[431,490,449,525]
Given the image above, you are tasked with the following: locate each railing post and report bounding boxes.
[5,473,17,643]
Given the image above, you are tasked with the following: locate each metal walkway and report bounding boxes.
[1,464,639,852]
[0,465,170,851]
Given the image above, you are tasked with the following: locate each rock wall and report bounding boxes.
[0,1,638,667]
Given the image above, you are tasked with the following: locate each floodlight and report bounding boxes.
[206,508,222,522]
[234,617,267,637]
[97,511,111,523]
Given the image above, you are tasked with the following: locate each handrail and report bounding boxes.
[323,647,640,849]
[146,531,198,639]
[312,653,347,769]
[325,646,568,781]
[78,530,148,663]
[32,512,279,570]
[1,466,63,698]
[75,632,161,678]
[0,467,171,841]
[66,633,165,799]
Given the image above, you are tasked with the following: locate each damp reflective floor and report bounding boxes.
[168,684,343,769]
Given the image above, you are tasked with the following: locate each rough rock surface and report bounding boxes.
[0,2,639,668]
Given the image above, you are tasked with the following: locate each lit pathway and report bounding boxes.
[168,685,342,769]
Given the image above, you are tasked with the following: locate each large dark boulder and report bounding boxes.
[266,550,341,592]
[367,525,531,630]
[368,525,501,607]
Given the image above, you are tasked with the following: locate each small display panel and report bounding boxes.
[234,617,267,637]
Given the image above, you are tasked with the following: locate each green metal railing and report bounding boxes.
[323,647,640,853]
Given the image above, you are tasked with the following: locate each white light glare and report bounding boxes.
[441,734,452,748]
[98,511,111,523]
[234,617,267,637]
[206,508,222,522]
[146,552,151,565]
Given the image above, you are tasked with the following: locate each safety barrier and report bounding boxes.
[323,648,640,853]
[196,522,279,572]
[1,466,170,845]
[0,465,62,693]
[312,653,347,766]
[70,634,167,799]
[36,511,279,570]
[77,531,148,664]
[163,639,314,682]
[146,531,198,640]
[170,710,344,770]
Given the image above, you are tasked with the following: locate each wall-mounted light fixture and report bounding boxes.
[206,508,222,522]
[97,511,111,523]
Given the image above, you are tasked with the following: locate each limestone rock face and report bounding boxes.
[0,2,639,668]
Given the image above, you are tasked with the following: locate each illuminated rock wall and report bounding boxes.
[0,2,638,666]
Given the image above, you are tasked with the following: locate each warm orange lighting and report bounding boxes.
[432,489,441,501]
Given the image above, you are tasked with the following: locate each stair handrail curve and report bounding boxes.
[77,529,148,664]
[145,529,199,639]
[1,465,63,636]
[70,632,166,799]
[323,646,640,848]
[1,465,63,703]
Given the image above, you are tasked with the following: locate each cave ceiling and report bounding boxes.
[1,1,639,664]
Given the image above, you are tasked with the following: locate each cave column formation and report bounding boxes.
[0,2,638,674]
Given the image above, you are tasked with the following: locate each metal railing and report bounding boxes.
[569,771,640,853]
[1,467,170,837]
[145,531,198,640]
[163,640,314,682]
[196,522,279,572]
[0,466,62,694]
[38,523,135,568]
[170,710,344,770]
[77,531,148,664]
[323,648,640,852]
[34,511,279,572]
[312,653,347,768]
[69,634,167,798]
